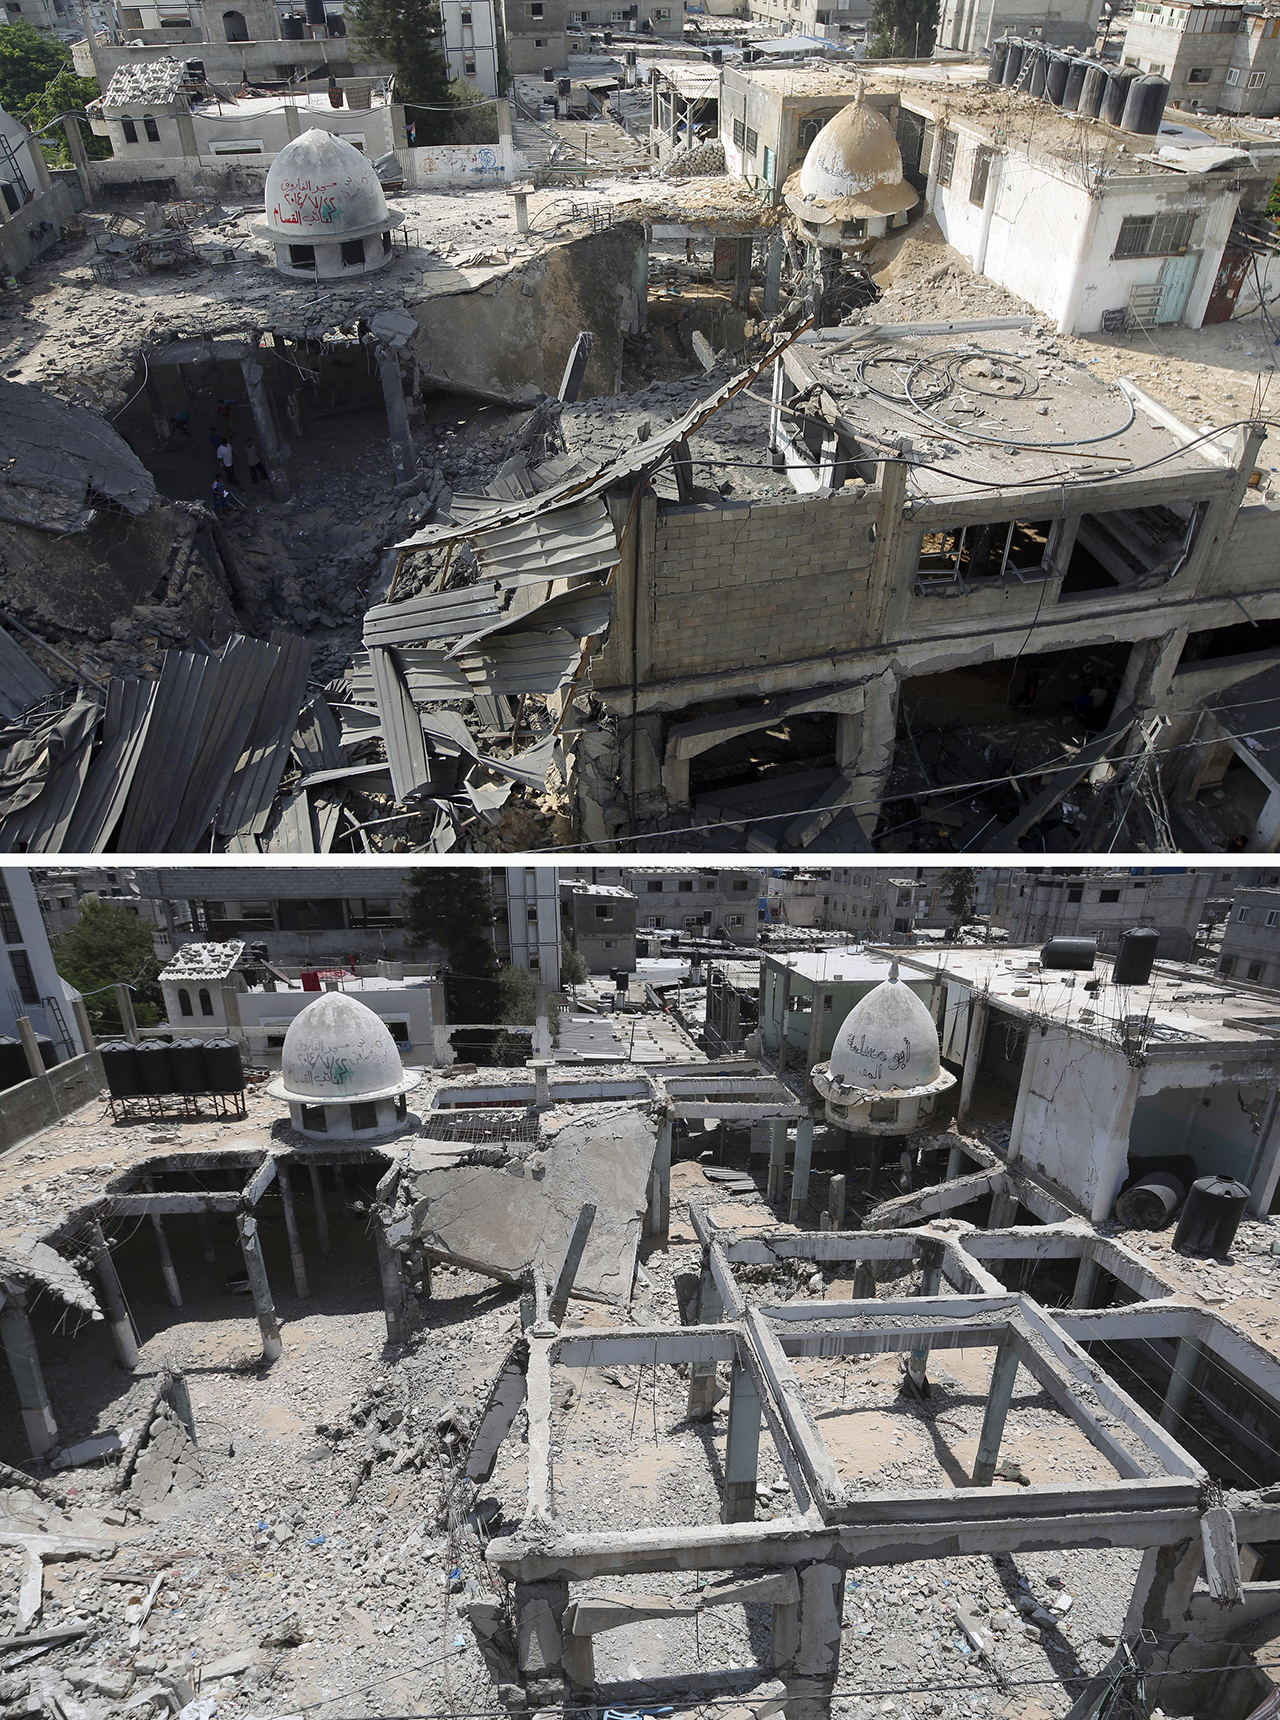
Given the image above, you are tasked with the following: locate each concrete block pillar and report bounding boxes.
[514,1578,570,1703]
[988,1189,1019,1229]
[767,1121,788,1204]
[971,1334,1020,1485]
[945,1139,966,1181]
[686,1249,723,1421]
[512,188,530,233]
[378,345,415,484]
[648,1115,672,1238]
[851,1262,876,1300]
[239,352,291,502]
[906,1240,942,1393]
[278,1164,309,1299]
[60,114,93,205]
[828,1173,846,1230]
[721,1357,761,1523]
[309,1163,331,1256]
[1122,1539,1203,1640]
[71,996,95,1055]
[787,1563,845,1720]
[788,1118,814,1223]
[1071,1249,1100,1309]
[957,995,987,1124]
[115,982,138,1043]
[846,666,900,841]
[15,1017,45,1084]
[90,1221,139,1371]
[375,1223,407,1345]
[236,1213,282,1364]
[763,233,784,314]
[1159,1335,1201,1436]
[0,1295,57,1459]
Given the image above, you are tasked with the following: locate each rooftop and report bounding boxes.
[157,939,246,980]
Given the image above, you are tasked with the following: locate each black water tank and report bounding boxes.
[326,12,345,32]
[1080,59,1108,117]
[987,36,1009,82]
[710,45,722,63]
[203,1037,245,1092]
[136,1040,175,1096]
[1026,46,1047,98]
[543,65,554,80]
[169,1039,209,1094]
[1114,926,1160,987]
[35,1035,57,1070]
[100,1040,144,1098]
[1002,38,1024,84]
[0,1038,27,1091]
[1102,63,1138,126]
[1041,936,1096,970]
[1173,1175,1250,1256]
[1115,1171,1185,1229]
[1045,49,1070,105]
[1121,72,1168,134]
[281,12,305,36]
[1062,54,1089,111]
[557,76,571,96]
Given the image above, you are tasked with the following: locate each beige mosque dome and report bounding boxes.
[268,993,420,1105]
[825,962,953,1097]
[784,93,919,225]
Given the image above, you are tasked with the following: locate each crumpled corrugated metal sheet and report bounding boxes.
[62,677,156,853]
[216,631,312,839]
[0,626,57,722]
[114,649,224,851]
[448,582,612,657]
[0,379,156,527]
[167,635,281,853]
[370,646,436,804]
[470,497,619,587]
[344,649,472,705]
[363,587,504,650]
[0,700,101,852]
[293,690,345,776]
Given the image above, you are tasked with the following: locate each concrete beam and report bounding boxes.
[466,1339,530,1484]
[864,1169,1003,1230]
[107,1193,242,1216]
[558,1328,739,1367]
[746,1309,844,1514]
[243,1156,279,1206]
[526,1335,555,1525]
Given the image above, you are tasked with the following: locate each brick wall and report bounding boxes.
[0,1050,104,1158]
[1209,496,1280,594]
[622,492,881,685]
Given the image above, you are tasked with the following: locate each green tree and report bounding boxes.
[401,870,501,1021]
[53,899,163,1037]
[443,77,497,143]
[0,25,107,166]
[940,867,978,935]
[347,0,457,142]
[866,0,938,58]
[561,937,589,986]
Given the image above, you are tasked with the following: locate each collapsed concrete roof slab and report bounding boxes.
[0,381,156,531]
[405,1104,658,1302]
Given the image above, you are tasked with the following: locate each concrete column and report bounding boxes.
[24,129,53,198]
[763,233,784,314]
[1123,1539,1203,1639]
[378,346,415,484]
[971,1334,1020,1485]
[957,995,987,1124]
[236,1214,281,1363]
[512,188,530,233]
[1159,1336,1201,1436]
[90,1221,138,1371]
[376,1224,407,1345]
[333,1165,348,1211]
[278,1165,309,1299]
[115,982,138,1043]
[60,114,93,206]
[828,1173,846,1230]
[945,1139,965,1181]
[686,1250,723,1421]
[150,1214,182,1308]
[852,1262,876,1300]
[513,1577,569,1700]
[15,1017,45,1084]
[0,1296,57,1459]
[309,1164,331,1256]
[842,666,900,840]
[1071,1249,1100,1309]
[239,352,291,502]
[194,1211,217,1264]
[868,1139,885,1194]
[972,149,1001,277]
[988,1189,1019,1229]
[284,101,303,140]
[1247,1089,1280,1218]
[721,1356,761,1523]
[767,1120,788,1204]
[788,1563,845,1720]
[788,1118,814,1223]
[771,1596,800,1670]
[174,108,200,159]
[648,1115,672,1238]
[906,1240,942,1393]
[71,996,95,1055]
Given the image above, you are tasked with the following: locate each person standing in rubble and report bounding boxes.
[216,436,239,486]
[245,440,268,485]
[211,476,231,514]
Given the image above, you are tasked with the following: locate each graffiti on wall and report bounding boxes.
[272,176,343,228]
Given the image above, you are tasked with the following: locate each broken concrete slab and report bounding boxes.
[406,1104,657,1303]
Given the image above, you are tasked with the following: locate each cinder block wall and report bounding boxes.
[634,491,881,683]
[0,1050,105,1157]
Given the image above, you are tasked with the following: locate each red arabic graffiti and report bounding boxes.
[272,176,343,228]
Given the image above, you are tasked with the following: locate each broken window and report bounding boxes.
[1062,500,1205,596]
[1100,889,1121,903]
[341,237,365,266]
[1187,64,1213,78]
[350,1102,378,1130]
[798,110,839,157]
[1114,211,1196,257]
[288,243,316,269]
[222,6,248,35]
[935,129,956,186]
[969,146,996,207]
[1249,960,1264,979]
[916,519,1054,592]
[301,1104,327,1131]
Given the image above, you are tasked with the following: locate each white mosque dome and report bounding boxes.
[785,94,918,223]
[269,993,419,1104]
[827,965,946,1095]
[261,129,404,244]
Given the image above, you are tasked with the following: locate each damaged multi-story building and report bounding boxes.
[0,864,1278,1720]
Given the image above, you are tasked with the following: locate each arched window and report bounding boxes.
[177,988,193,1016]
[199,987,214,1016]
[223,8,248,38]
